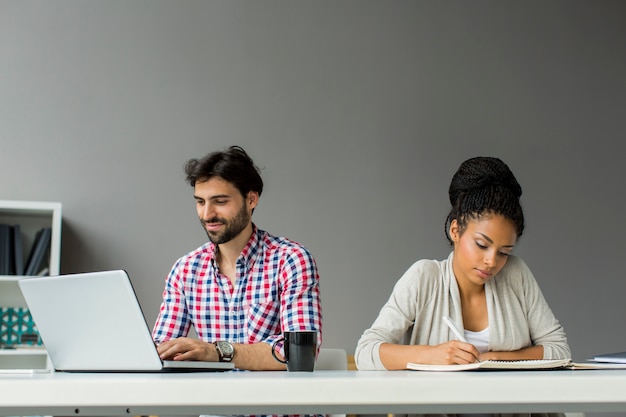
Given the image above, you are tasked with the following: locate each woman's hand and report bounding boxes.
[379,341,480,370]
[426,340,481,364]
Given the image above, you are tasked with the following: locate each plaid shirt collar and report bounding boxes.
[208,223,262,272]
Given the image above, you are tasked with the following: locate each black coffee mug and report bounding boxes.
[271,331,317,372]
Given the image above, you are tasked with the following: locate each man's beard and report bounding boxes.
[201,204,251,245]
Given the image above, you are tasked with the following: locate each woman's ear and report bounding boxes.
[449,219,460,243]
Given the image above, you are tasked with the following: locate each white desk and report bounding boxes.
[1,369,626,416]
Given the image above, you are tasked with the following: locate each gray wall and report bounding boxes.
[2,0,626,372]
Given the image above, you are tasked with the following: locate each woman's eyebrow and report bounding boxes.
[477,232,493,243]
[477,232,515,248]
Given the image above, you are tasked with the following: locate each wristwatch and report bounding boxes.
[214,341,235,362]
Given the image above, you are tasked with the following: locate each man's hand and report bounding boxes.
[156,337,217,362]
[156,338,287,371]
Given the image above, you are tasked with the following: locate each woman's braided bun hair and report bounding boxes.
[445,157,524,244]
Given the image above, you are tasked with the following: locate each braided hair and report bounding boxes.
[445,157,524,245]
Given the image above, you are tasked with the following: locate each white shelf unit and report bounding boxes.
[0,200,62,370]
[0,347,50,369]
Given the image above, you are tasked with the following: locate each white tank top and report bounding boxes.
[464,326,490,353]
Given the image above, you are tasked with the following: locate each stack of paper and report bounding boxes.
[571,351,626,369]
[591,351,626,364]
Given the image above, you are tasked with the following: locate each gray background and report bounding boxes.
[2,0,625,385]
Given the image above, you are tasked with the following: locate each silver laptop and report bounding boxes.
[18,270,234,372]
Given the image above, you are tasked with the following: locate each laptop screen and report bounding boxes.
[18,270,233,372]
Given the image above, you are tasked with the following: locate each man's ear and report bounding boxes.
[247,191,259,210]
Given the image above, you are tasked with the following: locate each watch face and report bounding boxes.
[217,341,234,360]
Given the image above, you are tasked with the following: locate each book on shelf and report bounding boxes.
[0,224,12,275]
[24,227,52,276]
[11,224,24,275]
[0,225,52,276]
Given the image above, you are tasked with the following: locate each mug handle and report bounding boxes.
[271,337,287,364]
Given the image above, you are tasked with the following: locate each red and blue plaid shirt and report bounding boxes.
[152,224,322,357]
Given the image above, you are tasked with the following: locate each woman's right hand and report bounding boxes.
[425,340,481,364]
[379,341,480,370]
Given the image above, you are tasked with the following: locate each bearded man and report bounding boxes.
[152,146,322,371]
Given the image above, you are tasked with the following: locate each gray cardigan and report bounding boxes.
[355,252,571,370]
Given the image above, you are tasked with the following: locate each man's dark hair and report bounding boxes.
[184,146,264,197]
[445,156,524,244]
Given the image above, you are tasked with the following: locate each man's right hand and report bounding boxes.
[156,337,218,362]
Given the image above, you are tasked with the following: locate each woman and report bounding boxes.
[355,156,570,371]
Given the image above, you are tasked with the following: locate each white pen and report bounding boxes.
[443,316,467,342]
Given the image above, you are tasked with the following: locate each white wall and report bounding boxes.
[2,1,625,383]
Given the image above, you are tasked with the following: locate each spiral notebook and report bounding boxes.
[407,358,572,371]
